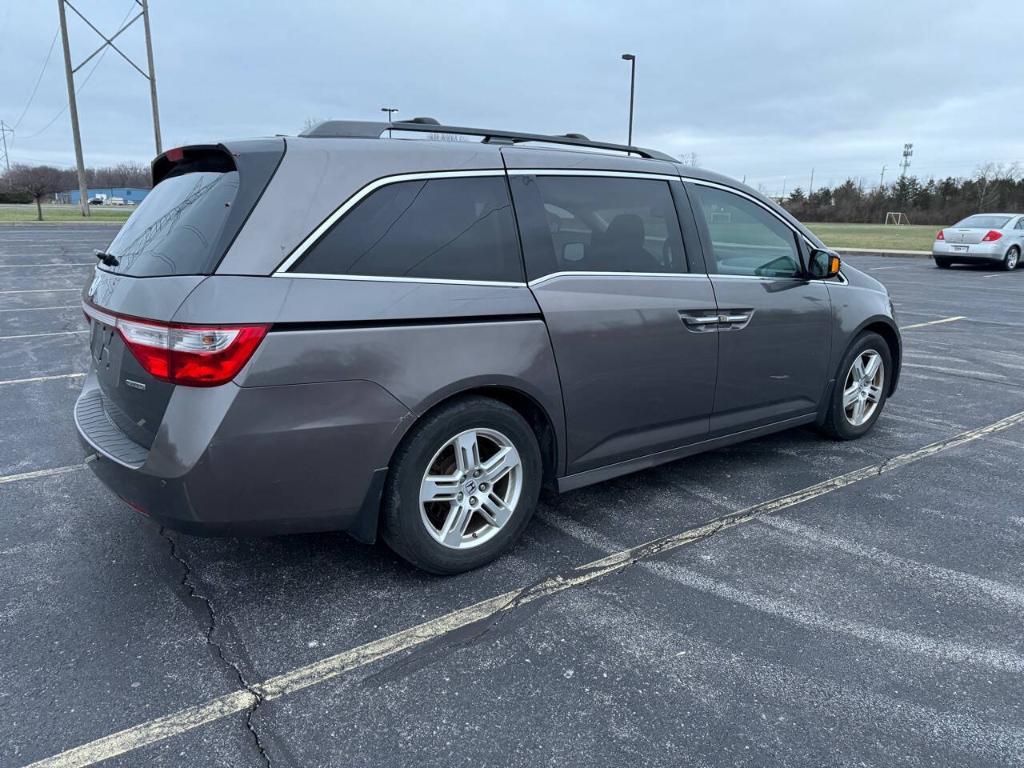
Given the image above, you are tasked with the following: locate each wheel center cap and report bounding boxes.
[464,478,477,495]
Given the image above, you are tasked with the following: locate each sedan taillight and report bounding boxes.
[935,230,944,241]
[982,230,1003,242]
[84,302,268,387]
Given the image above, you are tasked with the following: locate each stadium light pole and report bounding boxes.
[621,54,635,147]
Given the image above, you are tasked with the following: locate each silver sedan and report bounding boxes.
[932,213,1024,270]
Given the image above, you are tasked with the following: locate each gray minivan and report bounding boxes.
[76,119,901,574]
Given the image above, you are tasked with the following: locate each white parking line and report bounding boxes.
[900,315,966,330]
[0,373,85,386]
[23,407,1024,768]
[0,464,83,486]
[0,288,80,294]
[0,263,93,268]
[0,305,77,312]
[0,330,88,341]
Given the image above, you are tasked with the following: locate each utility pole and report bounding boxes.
[57,0,90,217]
[56,0,164,212]
[809,167,815,195]
[879,164,886,189]
[0,121,13,172]
[899,143,913,178]
[142,0,162,154]
[621,53,636,148]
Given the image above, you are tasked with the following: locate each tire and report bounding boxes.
[381,396,542,574]
[934,257,952,269]
[1003,247,1020,271]
[819,332,892,440]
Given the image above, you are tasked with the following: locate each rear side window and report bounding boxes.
[104,171,240,276]
[292,177,523,283]
[690,185,801,278]
[509,175,686,279]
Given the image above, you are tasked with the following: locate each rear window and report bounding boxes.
[954,215,1011,229]
[291,177,523,283]
[103,171,240,276]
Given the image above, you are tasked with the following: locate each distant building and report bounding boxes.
[54,187,151,205]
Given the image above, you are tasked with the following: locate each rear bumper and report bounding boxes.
[932,242,1006,261]
[75,371,412,541]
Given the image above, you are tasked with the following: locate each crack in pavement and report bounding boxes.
[159,528,272,768]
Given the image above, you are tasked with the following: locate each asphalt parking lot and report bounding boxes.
[1,224,1022,768]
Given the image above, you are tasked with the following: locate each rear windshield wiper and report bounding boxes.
[94,249,120,267]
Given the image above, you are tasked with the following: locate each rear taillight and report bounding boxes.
[982,230,1003,242]
[83,302,268,387]
[935,230,944,241]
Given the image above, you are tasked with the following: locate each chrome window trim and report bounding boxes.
[272,167,835,288]
[274,272,527,288]
[528,271,710,288]
[273,169,507,275]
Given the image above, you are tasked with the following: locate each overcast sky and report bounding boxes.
[2,0,1021,195]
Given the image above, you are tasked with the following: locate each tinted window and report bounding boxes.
[954,214,1012,229]
[513,176,686,278]
[692,186,801,277]
[104,171,240,276]
[293,177,522,283]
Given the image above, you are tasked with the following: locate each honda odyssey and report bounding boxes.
[76,118,901,573]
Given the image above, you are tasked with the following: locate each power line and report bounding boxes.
[12,30,60,130]
[15,2,136,143]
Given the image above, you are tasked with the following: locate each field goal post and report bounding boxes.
[884,212,910,225]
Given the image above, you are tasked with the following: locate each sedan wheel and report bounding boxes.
[843,350,885,427]
[1004,248,1020,271]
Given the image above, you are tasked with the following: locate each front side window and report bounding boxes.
[692,185,801,278]
[293,176,522,283]
[519,176,686,278]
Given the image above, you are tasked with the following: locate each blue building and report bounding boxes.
[55,187,151,205]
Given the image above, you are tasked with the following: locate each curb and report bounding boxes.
[837,248,933,259]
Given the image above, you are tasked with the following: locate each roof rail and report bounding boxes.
[299,118,677,162]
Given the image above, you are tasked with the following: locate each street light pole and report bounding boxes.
[621,54,636,148]
[381,107,398,137]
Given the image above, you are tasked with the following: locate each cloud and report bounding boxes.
[1,0,1020,189]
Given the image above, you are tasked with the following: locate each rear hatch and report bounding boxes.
[83,140,284,449]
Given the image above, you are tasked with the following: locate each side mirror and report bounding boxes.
[807,248,841,279]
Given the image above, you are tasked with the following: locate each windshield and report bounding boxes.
[103,171,240,276]
[953,215,1011,229]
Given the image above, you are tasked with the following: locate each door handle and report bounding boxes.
[717,310,754,330]
[678,312,720,332]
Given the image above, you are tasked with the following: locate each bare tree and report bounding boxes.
[4,164,72,221]
[679,152,700,167]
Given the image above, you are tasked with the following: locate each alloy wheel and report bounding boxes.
[843,350,885,427]
[419,428,523,550]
